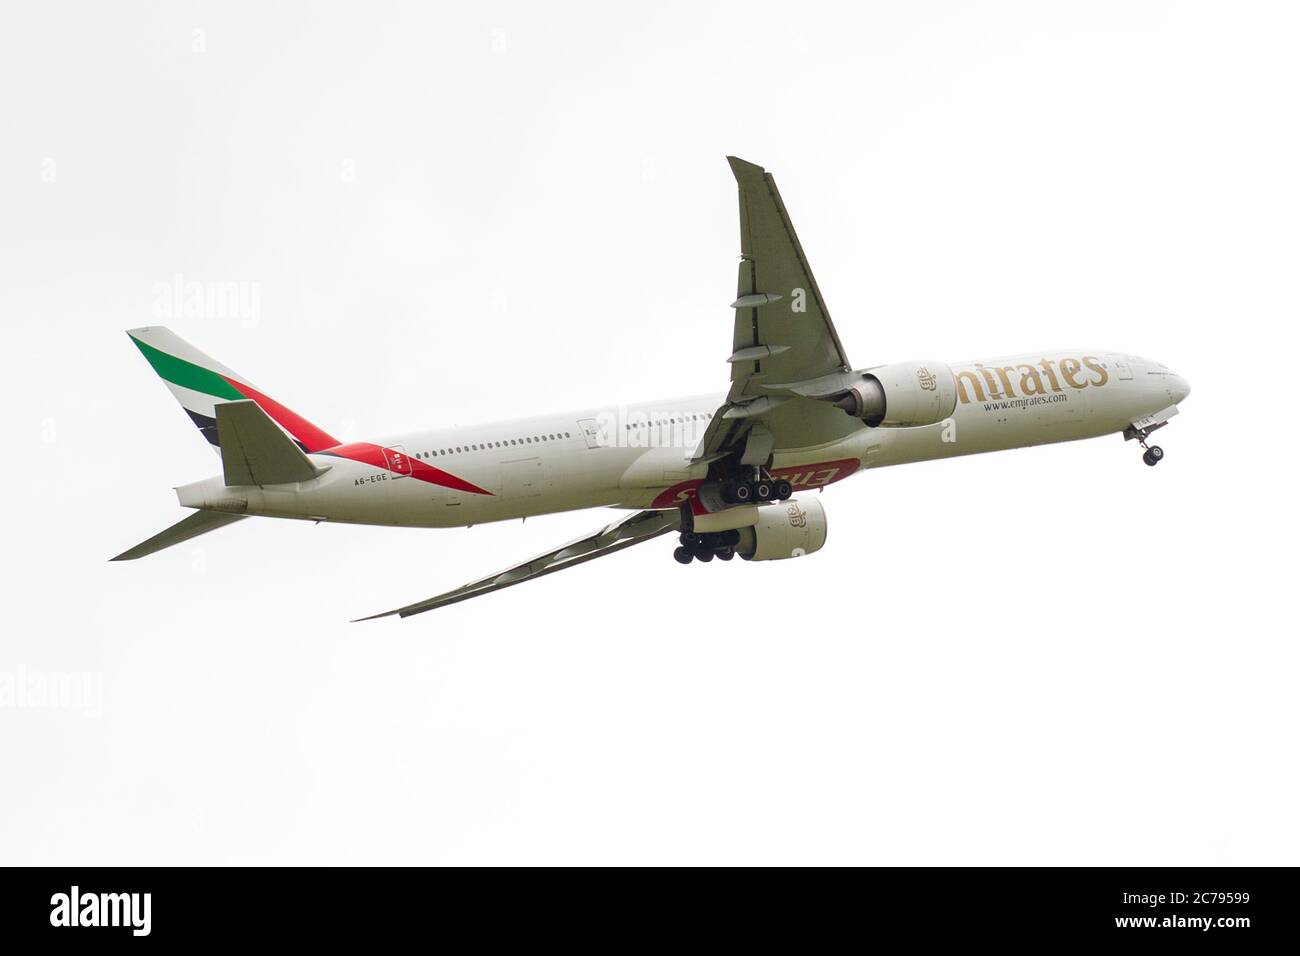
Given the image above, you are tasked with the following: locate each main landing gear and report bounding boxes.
[674,530,741,564]
[720,473,793,504]
[675,469,790,563]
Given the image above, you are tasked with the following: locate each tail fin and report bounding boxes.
[126,327,339,453]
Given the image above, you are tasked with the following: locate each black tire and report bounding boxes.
[680,532,700,548]
[1148,445,1164,461]
[754,480,773,501]
[694,548,714,563]
[733,482,753,502]
[673,546,694,564]
[775,479,793,500]
[720,480,738,504]
[1143,450,1158,467]
[715,548,734,561]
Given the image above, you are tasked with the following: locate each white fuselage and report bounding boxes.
[176,350,1189,528]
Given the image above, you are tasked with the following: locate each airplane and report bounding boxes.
[114,156,1190,619]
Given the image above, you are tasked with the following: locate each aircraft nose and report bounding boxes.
[1169,373,1190,403]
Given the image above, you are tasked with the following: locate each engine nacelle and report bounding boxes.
[735,496,827,561]
[832,361,957,427]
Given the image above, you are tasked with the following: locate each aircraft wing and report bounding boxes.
[356,509,679,620]
[726,155,850,389]
[695,158,861,462]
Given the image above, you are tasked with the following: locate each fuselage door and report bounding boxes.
[1113,357,1134,380]
[577,418,604,449]
[382,444,413,477]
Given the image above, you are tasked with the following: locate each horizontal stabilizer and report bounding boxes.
[217,400,328,486]
[111,510,246,561]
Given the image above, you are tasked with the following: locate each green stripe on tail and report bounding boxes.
[128,334,244,400]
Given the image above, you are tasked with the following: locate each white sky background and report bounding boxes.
[1,0,1297,864]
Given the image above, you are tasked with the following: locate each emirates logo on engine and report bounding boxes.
[917,366,938,391]
[786,502,807,528]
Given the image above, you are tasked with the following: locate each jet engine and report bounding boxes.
[831,361,957,427]
[734,496,827,561]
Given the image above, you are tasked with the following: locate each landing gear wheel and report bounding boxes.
[720,480,739,504]
[715,548,734,561]
[774,479,793,500]
[673,546,694,564]
[693,548,714,563]
[1142,445,1164,467]
[733,482,753,503]
[754,480,773,501]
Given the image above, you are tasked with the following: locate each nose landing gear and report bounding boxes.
[1125,422,1168,467]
